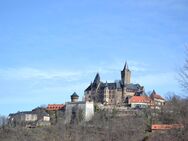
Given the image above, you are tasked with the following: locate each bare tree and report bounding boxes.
[179,47,188,93]
[0,115,7,130]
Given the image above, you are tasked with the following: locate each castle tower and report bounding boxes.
[121,62,131,85]
[71,92,79,102]
[103,81,109,104]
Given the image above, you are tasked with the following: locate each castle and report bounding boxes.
[8,62,165,128]
[84,62,145,105]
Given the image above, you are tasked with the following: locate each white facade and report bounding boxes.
[85,101,94,121]
[153,98,165,109]
[21,114,37,122]
[43,116,50,121]
[130,103,148,108]
[65,101,94,123]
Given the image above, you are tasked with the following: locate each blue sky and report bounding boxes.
[0,0,188,116]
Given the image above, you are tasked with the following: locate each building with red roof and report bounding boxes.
[150,90,165,109]
[129,96,152,108]
[151,124,184,132]
[47,104,65,111]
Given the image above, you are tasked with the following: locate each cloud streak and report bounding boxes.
[0,67,84,81]
[0,61,148,81]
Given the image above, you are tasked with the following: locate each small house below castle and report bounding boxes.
[150,90,165,109]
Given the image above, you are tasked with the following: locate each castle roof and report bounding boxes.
[47,104,65,111]
[150,90,164,100]
[85,81,143,92]
[93,73,100,85]
[85,84,92,91]
[84,63,143,93]
[123,61,129,70]
[129,96,151,103]
[121,61,131,73]
[84,82,116,91]
[71,92,79,98]
[126,83,142,91]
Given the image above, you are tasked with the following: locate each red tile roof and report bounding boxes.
[154,94,164,100]
[47,104,65,111]
[152,124,184,130]
[129,96,151,104]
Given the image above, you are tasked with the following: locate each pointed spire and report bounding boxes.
[123,61,128,71]
[71,92,79,98]
[126,62,129,70]
[93,73,100,84]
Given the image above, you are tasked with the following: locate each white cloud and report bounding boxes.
[0,62,158,94]
[0,67,83,81]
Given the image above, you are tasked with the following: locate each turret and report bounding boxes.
[71,92,79,102]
